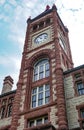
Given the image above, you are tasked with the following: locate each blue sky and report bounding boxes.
[0,0,84,92]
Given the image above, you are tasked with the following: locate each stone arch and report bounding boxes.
[25,49,53,69]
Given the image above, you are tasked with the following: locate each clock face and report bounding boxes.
[34,33,48,44]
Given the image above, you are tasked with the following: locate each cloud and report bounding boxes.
[0,54,21,93]
[0,0,5,5]
[0,54,21,71]
[56,0,83,9]
[8,0,17,7]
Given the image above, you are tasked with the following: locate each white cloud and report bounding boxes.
[0,0,5,5]
[0,14,5,20]
[0,54,21,70]
[0,54,21,93]
[56,0,83,9]
[8,0,17,7]
[4,3,12,11]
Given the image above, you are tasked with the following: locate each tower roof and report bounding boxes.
[27,4,57,23]
[27,4,68,32]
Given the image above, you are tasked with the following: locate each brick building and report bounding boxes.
[0,4,84,130]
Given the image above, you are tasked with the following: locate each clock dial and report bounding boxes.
[34,33,48,44]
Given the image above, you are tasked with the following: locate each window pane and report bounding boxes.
[45,63,49,77]
[39,86,43,92]
[39,65,44,72]
[81,109,84,118]
[81,89,84,95]
[32,95,36,101]
[30,120,34,127]
[79,90,82,95]
[39,59,48,65]
[8,105,12,117]
[39,72,43,79]
[45,97,49,104]
[77,82,84,89]
[45,90,50,97]
[82,90,84,94]
[45,84,50,90]
[36,119,42,125]
[32,102,36,108]
[34,74,38,81]
[45,70,49,77]
[38,99,43,106]
[1,107,5,118]
[34,67,38,74]
[45,63,49,70]
[80,83,84,89]
[44,117,48,123]
[32,88,37,94]
[38,93,43,99]
[77,82,84,95]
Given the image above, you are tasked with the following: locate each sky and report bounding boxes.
[0,0,84,93]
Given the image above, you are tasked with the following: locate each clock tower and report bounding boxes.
[10,4,73,130]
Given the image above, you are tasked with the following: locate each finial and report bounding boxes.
[65,26,69,32]
[46,5,50,11]
[27,16,31,23]
[52,4,57,10]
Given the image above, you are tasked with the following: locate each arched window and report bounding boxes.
[33,59,50,81]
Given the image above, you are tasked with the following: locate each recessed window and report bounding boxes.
[80,109,84,118]
[75,73,81,79]
[46,18,50,25]
[7,104,12,117]
[36,118,42,125]
[29,116,48,128]
[0,107,5,119]
[29,120,34,127]
[77,81,84,95]
[9,97,14,103]
[33,24,37,31]
[39,21,44,28]
[2,99,7,105]
[33,59,50,81]
[44,116,48,123]
[31,84,50,108]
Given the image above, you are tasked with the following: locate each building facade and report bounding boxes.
[0,4,84,130]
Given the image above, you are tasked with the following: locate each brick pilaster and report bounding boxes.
[10,80,23,130]
[56,68,68,130]
[52,5,68,129]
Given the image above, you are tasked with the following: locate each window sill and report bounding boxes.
[75,93,84,97]
[19,101,57,116]
[24,122,55,130]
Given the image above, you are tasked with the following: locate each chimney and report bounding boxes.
[1,76,13,94]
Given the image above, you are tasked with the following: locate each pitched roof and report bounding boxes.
[0,90,16,98]
[63,64,84,75]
